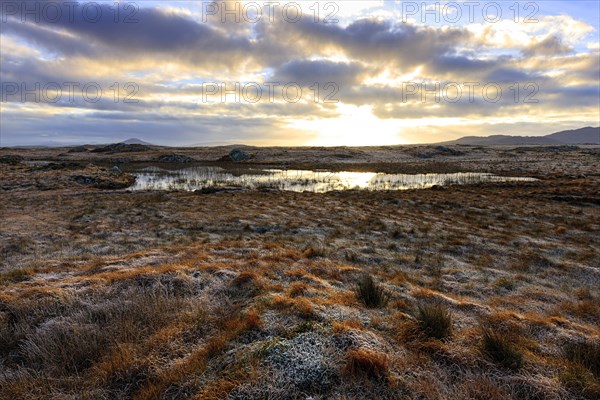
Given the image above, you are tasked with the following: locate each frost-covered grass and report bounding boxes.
[1,149,599,399]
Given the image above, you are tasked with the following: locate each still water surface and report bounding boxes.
[130,166,537,193]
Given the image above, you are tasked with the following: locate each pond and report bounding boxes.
[129,166,537,193]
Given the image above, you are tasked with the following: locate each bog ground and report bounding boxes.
[0,144,599,399]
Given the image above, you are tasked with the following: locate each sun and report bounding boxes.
[289,104,409,146]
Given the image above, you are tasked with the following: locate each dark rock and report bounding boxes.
[90,143,149,153]
[414,145,465,158]
[67,146,89,153]
[195,187,225,194]
[109,166,122,175]
[515,145,579,153]
[0,155,24,165]
[225,149,252,161]
[110,157,132,164]
[195,187,243,194]
[157,154,194,163]
[332,153,354,159]
[72,175,99,185]
[71,165,136,189]
[31,162,83,171]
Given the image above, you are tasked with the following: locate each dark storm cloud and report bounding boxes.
[544,85,600,107]
[271,60,370,87]
[260,17,470,70]
[2,3,253,67]
[57,5,249,53]
[485,67,539,83]
[427,55,498,75]
[1,18,95,57]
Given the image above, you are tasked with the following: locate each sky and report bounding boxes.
[1,0,599,146]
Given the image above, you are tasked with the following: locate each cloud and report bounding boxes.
[271,59,371,87]
[2,3,254,70]
[0,108,317,146]
[258,17,470,71]
[522,35,573,56]
[1,1,598,145]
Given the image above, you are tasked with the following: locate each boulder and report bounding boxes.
[227,149,252,161]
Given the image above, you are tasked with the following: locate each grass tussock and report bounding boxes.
[270,294,315,319]
[344,348,389,381]
[561,298,600,322]
[414,302,453,340]
[560,339,600,398]
[564,339,600,377]
[559,367,600,399]
[289,281,308,297]
[354,274,389,308]
[228,271,263,299]
[303,244,327,258]
[332,319,363,333]
[92,344,151,398]
[480,323,524,371]
[22,321,108,375]
[244,308,263,330]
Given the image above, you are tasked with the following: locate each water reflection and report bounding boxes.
[130,166,537,193]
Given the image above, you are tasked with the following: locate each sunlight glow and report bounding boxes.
[290,104,408,146]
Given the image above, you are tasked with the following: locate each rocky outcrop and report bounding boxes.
[414,146,465,158]
[90,143,149,153]
[71,165,136,189]
[67,146,90,153]
[0,155,24,165]
[32,162,82,171]
[157,154,194,163]
[222,149,252,162]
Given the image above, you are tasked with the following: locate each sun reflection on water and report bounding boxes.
[130,166,537,193]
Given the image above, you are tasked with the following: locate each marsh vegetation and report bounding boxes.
[1,145,599,399]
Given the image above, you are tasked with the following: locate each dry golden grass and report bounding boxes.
[1,151,599,399]
[332,319,364,333]
[344,348,389,381]
[288,281,309,297]
[561,299,600,322]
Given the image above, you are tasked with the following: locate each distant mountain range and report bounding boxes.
[77,128,600,147]
[4,128,599,148]
[442,127,600,146]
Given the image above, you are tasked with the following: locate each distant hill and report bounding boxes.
[545,127,600,144]
[442,127,600,146]
[121,138,155,146]
[186,141,253,147]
